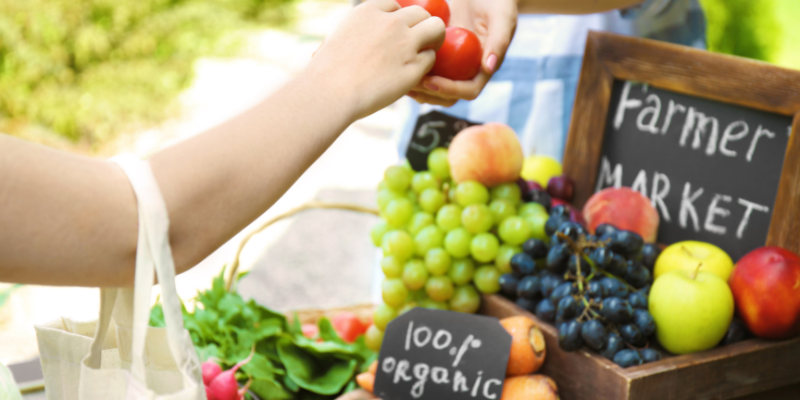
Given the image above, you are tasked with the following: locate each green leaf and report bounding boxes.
[344,380,358,394]
[277,338,358,395]
[283,374,300,393]
[250,378,294,400]
[241,353,278,381]
[317,317,346,345]
[288,312,303,335]
[149,302,165,328]
[195,344,222,362]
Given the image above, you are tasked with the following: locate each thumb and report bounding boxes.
[482,8,517,75]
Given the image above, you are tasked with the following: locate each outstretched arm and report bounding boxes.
[0,0,445,287]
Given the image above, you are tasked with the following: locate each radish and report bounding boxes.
[202,359,222,386]
[207,346,255,400]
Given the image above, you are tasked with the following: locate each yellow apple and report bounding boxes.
[520,155,562,188]
[649,267,734,354]
[654,241,734,281]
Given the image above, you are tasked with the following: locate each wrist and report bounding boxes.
[299,60,362,125]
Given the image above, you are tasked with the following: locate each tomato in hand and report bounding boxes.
[429,27,482,81]
[332,312,368,343]
[396,0,450,26]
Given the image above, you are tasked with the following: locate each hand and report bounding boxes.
[307,0,446,120]
[407,0,518,107]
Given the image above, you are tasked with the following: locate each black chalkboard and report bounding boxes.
[373,308,511,400]
[597,80,793,261]
[406,111,479,171]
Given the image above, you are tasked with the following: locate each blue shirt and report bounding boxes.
[397,0,706,162]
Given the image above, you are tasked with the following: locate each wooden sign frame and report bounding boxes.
[563,31,800,255]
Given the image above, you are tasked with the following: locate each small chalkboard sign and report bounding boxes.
[406,111,478,171]
[564,32,800,260]
[373,308,511,400]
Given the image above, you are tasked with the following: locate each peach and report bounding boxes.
[583,187,659,242]
[448,123,524,187]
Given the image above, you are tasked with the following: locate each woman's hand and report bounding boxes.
[407,0,518,107]
[308,0,446,121]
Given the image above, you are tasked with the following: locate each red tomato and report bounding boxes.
[332,312,368,343]
[396,0,450,26]
[429,27,482,81]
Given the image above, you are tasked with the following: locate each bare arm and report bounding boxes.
[517,0,644,15]
[0,0,445,287]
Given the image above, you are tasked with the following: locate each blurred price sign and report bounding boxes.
[406,111,478,171]
[373,308,511,400]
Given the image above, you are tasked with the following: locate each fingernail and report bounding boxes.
[486,54,498,73]
[424,82,439,92]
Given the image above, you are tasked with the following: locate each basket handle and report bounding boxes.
[224,201,379,292]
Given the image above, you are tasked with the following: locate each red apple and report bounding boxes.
[582,187,659,242]
[547,174,574,201]
[729,246,800,339]
[448,123,524,187]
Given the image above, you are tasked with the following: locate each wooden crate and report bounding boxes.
[479,294,800,400]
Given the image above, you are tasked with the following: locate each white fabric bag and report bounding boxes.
[34,155,205,400]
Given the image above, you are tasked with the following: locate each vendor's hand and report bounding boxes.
[308,0,446,120]
[407,0,518,107]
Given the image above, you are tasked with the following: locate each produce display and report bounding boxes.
[369,119,800,375]
[150,117,800,399]
[356,315,559,400]
[150,271,376,400]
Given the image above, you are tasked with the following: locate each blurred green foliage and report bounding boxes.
[0,0,297,150]
[700,0,800,70]
[701,0,779,62]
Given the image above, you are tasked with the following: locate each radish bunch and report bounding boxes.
[202,347,255,400]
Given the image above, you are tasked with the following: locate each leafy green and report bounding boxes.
[149,268,374,399]
[277,338,358,395]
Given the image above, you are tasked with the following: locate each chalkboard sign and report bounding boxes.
[564,32,800,260]
[406,111,479,171]
[373,308,511,400]
[594,80,792,260]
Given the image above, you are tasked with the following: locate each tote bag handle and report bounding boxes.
[83,155,194,386]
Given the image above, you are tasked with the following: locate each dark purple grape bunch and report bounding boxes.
[499,209,663,368]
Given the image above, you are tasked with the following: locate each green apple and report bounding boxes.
[654,241,734,281]
[649,267,734,354]
[520,155,562,188]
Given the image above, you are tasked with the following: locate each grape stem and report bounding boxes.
[595,268,639,292]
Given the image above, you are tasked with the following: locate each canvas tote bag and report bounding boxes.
[34,155,205,400]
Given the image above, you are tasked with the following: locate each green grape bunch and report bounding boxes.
[368,148,549,350]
